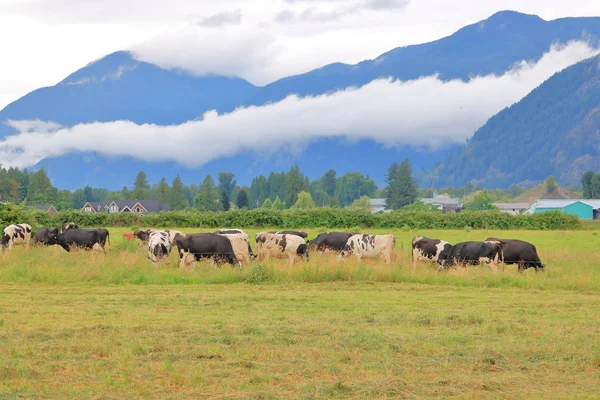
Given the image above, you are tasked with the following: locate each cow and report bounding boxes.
[1,224,32,251]
[147,230,184,264]
[123,232,135,241]
[339,234,396,264]
[308,232,358,253]
[134,229,151,244]
[439,241,503,271]
[45,228,110,252]
[485,238,545,272]
[174,233,241,269]
[60,222,78,233]
[412,236,452,269]
[215,229,255,260]
[255,232,309,264]
[34,227,59,245]
[271,230,308,239]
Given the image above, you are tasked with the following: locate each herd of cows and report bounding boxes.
[1,223,545,272]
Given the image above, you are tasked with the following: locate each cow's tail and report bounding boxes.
[107,231,111,246]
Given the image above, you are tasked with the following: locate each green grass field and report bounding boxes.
[0,228,599,398]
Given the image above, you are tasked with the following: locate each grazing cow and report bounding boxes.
[123,232,135,241]
[440,241,503,271]
[308,232,358,253]
[1,224,32,251]
[272,230,308,239]
[412,236,452,269]
[255,232,309,264]
[174,233,241,269]
[147,230,184,264]
[45,228,110,252]
[340,234,396,264]
[215,229,255,259]
[60,222,78,233]
[134,230,150,244]
[485,238,545,272]
[34,227,59,245]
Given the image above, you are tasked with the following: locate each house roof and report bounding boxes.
[369,198,387,207]
[421,197,460,206]
[27,205,55,211]
[86,200,170,213]
[526,199,600,212]
[492,202,531,210]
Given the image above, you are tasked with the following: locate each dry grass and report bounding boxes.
[0,228,599,398]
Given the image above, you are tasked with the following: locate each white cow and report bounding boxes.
[147,229,184,264]
[1,224,32,251]
[255,232,309,264]
[217,233,253,263]
[340,234,396,264]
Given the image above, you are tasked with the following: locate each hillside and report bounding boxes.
[1,11,599,189]
[430,55,600,187]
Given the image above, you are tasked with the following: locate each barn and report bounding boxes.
[524,200,600,220]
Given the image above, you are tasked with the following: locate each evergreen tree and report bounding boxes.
[322,169,337,197]
[194,175,221,211]
[591,174,600,199]
[582,171,599,199]
[385,162,400,210]
[348,196,372,212]
[285,165,309,206]
[221,190,231,211]
[236,189,249,209]
[120,186,131,200]
[218,172,237,197]
[156,178,170,204]
[272,195,284,210]
[132,171,151,199]
[249,175,268,208]
[334,172,377,207]
[328,197,340,208]
[170,175,189,210]
[27,168,55,205]
[545,176,557,193]
[293,191,316,209]
[72,189,85,209]
[261,198,273,209]
[83,185,94,202]
[385,159,417,210]
[267,172,286,200]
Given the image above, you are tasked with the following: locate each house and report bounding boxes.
[492,202,530,215]
[524,199,600,219]
[421,192,462,213]
[369,198,390,213]
[27,205,58,214]
[81,200,170,215]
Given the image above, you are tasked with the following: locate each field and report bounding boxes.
[0,228,599,398]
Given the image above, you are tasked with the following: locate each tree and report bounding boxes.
[221,190,231,211]
[261,198,273,209]
[328,197,340,208]
[272,195,285,210]
[72,189,85,209]
[120,186,131,200]
[335,172,377,207]
[465,191,495,211]
[385,159,417,210]
[249,175,268,209]
[132,171,151,199]
[218,172,237,197]
[591,174,600,200]
[545,176,557,193]
[293,191,316,209]
[348,196,372,212]
[195,175,221,211]
[285,166,309,206]
[236,189,249,209]
[83,185,94,203]
[322,169,337,197]
[582,171,600,199]
[170,175,189,210]
[398,200,441,212]
[156,178,170,204]
[27,168,55,205]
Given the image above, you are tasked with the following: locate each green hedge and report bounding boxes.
[0,203,582,231]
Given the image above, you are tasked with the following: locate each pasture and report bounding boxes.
[0,228,599,398]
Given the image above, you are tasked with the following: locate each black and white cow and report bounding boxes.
[134,229,151,244]
[439,241,503,271]
[147,230,183,264]
[485,238,545,272]
[60,222,79,233]
[412,236,452,269]
[255,232,309,264]
[271,230,308,239]
[214,229,255,260]
[339,234,396,264]
[45,228,110,252]
[1,224,32,251]
[174,233,241,269]
[308,232,358,253]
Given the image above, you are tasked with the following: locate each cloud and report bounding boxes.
[0,42,598,169]
[197,9,242,27]
[276,0,410,23]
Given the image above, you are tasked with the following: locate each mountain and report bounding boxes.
[1,10,599,189]
[430,55,600,187]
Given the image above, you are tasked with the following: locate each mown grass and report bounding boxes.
[0,228,599,398]
[1,228,599,291]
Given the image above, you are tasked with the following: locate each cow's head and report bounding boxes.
[255,233,267,244]
[45,231,60,246]
[0,233,10,248]
[134,229,150,242]
[485,240,504,264]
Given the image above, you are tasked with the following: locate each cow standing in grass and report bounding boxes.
[412,236,452,269]
[339,234,396,264]
[485,238,545,272]
[309,232,358,253]
[1,224,32,251]
[439,241,503,271]
[174,233,241,269]
[147,230,184,264]
[255,232,309,265]
[35,223,78,245]
[215,229,254,260]
[45,228,110,252]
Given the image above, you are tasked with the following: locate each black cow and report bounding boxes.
[308,232,358,252]
[485,238,545,272]
[46,228,111,252]
[134,229,150,243]
[440,241,503,271]
[174,233,241,269]
[412,236,452,268]
[271,230,308,239]
[34,227,59,245]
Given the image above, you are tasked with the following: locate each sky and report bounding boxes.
[1,0,600,110]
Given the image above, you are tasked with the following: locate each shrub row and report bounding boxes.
[0,203,582,231]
